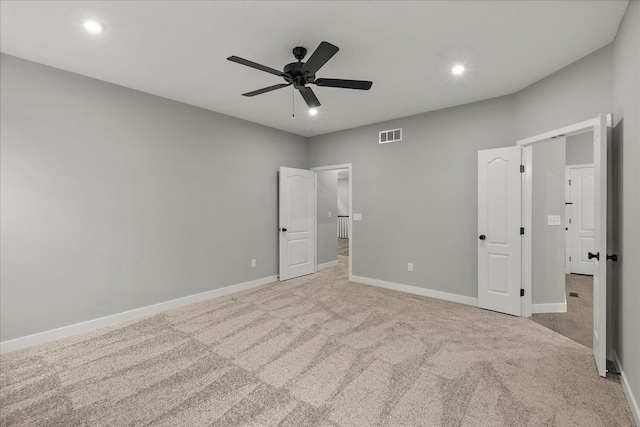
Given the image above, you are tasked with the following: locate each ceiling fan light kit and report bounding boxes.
[227,41,373,110]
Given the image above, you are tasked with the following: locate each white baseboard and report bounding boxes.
[350,275,478,307]
[0,274,278,354]
[317,260,339,270]
[614,351,640,426]
[532,297,567,314]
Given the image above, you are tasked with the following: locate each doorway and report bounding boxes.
[532,274,594,348]
[531,130,596,348]
[518,114,610,377]
[311,164,353,281]
[478,114,610,377]
[337,169,350,258]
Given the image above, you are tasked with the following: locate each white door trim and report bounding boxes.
[310,164,353,281]
[566,163,595,169]
[517,118,600,146]
[517,118,602,318]
[517,115,610,332]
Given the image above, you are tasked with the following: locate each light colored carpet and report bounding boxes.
[1,256,634,426]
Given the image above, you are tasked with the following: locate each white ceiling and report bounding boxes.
[0,1,629,137]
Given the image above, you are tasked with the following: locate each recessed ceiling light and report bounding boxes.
[452,64,465,75]
[83,19,105,34]
[308,108,318,116]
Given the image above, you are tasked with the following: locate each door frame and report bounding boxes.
[517,115,610,318]
[565,163,595,275]
[310,163,353,281]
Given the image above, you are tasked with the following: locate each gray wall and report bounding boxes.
[612,0,640,414]
[309,96,516,297]
[566,131,594,165]
[532,140,566,305]
[316,170,338,265]
[0,54,308,341]
[309,39,615,307]
[513,44,614,308]
[337,178,350,217]
[515,45,613,140]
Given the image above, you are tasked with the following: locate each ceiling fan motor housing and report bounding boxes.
[283,61,315,89]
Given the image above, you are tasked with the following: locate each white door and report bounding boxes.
[279,167,316,281]
[478,146,522,316]
[592,114,608,377]
[568,166,595,275]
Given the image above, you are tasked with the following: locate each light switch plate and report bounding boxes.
[548,215,561,226]
[353,213,362,221]
[328,211,332,218]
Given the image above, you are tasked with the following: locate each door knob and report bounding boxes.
[479,235,486,240]
[606,254,618,261]
[281,228,287,232]
[588,252,600,260]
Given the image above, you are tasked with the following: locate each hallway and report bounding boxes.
[532,274,593,348]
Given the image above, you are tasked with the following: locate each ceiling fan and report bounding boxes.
[227,41,373,109]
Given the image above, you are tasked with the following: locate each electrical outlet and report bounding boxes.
[353,213,362,221]
[251,259,256,268]
[408,263,413,272]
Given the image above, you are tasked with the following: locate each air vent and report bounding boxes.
[379,128,402,144]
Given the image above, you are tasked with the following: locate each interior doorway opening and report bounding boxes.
[518,114,610,377]
[532,274,594,349]
[528,130,596,348]
[542,132,597,350]
[311,164,353,281]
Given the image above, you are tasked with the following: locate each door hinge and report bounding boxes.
[569,256,572,262]
[520,165,525,173]
[569,218,572,224]
[568,179,571,185]
[520,289,525,297]
[520,227,524,235]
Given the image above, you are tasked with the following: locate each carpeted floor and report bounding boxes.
[1,256,634,426]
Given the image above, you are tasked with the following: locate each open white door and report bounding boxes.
[279,167,316,281]
[592,114,608,377]
[478,146,522,316]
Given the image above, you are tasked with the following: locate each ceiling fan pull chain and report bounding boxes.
[292,85,295,118]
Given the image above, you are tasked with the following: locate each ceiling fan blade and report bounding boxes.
[313,78,373,90]
[227,56,286,78]
[300,41,339,76]
[299,87,321,108]
[242,83,292,97]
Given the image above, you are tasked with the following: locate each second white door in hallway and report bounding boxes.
[567,165,595,275]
